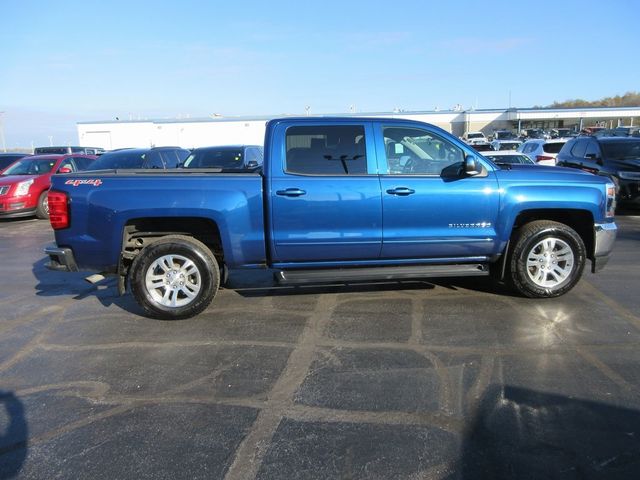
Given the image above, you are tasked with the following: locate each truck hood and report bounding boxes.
[494,164,608,184]
[0,174,40,186]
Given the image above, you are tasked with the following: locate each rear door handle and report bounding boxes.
[276,188,306,197]
[386,187,415,196]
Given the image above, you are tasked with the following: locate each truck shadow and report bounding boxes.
[31,258,144,316]
[0,391,28,480]
[460,385,640,479]
[227,269,517,298]
[32,254,519,310]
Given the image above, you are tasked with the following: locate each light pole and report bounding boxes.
[0,111,6,152]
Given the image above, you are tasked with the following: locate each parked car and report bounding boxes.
[0,153,31,173]
[518,139,567,166]
[549,128,578,139]
[491,139,522,151]
[470,143,494,152]
[556,136,640,206]
[520,128,547,140]
[492,130,518,141]
[580,126,606,136]
[482,151,536,165]
[0,154,96,218]
[34,146,104,155]
[86,147,190,170]
[46,117,616,320]
[593,126,640,138]
[462,131,489,145]
[182,145,263,171]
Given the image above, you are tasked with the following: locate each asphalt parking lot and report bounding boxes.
[1,215,640,479]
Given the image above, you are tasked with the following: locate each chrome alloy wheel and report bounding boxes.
[145,254,202,307]
[525,237,575,288]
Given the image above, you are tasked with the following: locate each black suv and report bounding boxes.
[86,146,190,170]
[556,136,640,206]
[0,153,31,172]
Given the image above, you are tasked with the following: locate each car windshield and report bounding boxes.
[543,142,565,154]
[601,141,640,160]
[183,149,245,169]
[89,150,146,169]
[497,142,520,151]
[484,154,534,165]
[467,133,483,139]
[496,131,516,139]
[2,158,57,175]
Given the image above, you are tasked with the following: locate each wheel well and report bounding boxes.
[512,209,594,258]
[120,217,223,274]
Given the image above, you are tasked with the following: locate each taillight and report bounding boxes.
[48,191,69,229]
[535,155,554,162]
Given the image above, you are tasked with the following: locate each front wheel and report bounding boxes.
[509,220,586,298]
[36,191,49,219]
[129,235,220,319]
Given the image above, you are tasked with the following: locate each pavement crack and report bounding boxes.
[223,294,338,480]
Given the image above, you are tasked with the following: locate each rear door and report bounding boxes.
[376,123,500,259]
[269,122,382,264]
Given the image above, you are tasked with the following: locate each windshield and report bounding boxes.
[543,142,565,154]
[89,150,146,169]
[183,149,245,169]
[497,142,520,151]
[467,133,483,139]
[496,131,516,140]
[601,141,640,160]
[3,158,57,175]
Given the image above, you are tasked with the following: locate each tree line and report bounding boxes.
[536,91,640,109]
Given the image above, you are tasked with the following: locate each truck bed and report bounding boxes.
[49,169,265,272]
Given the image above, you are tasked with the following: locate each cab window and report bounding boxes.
[285,125,367,175]
[383,127,464,175]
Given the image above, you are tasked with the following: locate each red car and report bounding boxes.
[0,154,96,219]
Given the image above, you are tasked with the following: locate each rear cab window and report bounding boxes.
[285,125,367,175]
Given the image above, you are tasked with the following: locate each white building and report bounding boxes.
[77,106,640,150]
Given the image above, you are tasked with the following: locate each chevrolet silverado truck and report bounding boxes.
[44,117,618,319]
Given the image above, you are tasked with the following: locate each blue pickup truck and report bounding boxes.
[45,117,618,319]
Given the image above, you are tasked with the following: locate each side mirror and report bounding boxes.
[58,167,72,174]
[464,155,481,176]
[246,160,259,169]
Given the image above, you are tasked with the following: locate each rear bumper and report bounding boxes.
[44,244,79,272]
[0,206,36,218]
[592,222,617,273]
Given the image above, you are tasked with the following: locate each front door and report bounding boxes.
[376,124,500,259]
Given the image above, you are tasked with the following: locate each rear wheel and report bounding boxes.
[36,191,49,219]
[129,235,219,319]
[509,220,585,298]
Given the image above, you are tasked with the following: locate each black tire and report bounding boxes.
[508,220,586,298]
[36,191,49,219]
[129,235,220,319]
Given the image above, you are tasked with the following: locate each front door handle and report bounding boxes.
[386,187,415,196]
[276,188,307,197]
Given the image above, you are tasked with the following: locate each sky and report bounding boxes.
[1,0,638,148]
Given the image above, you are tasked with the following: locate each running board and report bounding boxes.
[276,264,489,285]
